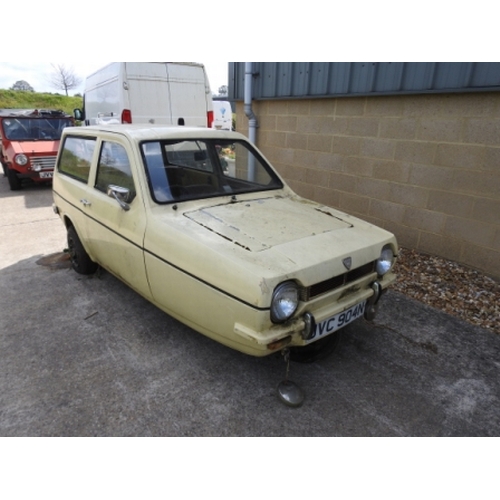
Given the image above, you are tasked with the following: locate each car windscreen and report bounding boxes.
[141,139,283,204]
[2,118,73,141]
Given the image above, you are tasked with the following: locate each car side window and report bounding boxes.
[58,136,96,183]
[95,141,136,201]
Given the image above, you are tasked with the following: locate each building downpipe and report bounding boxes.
[244,62,258,145]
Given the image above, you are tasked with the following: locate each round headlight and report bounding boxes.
[376,244,395,276]
[271,281,299,323]
[15,154,28,166]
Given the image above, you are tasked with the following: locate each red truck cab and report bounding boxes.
[0,109,74,190]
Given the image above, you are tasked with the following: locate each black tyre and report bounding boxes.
[67,225,98,275]
[289,331,343,363]
[7,168,22,190]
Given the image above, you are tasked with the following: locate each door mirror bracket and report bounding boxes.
[107,185,131,211]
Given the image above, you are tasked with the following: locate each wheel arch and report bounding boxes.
[63,214,77,231]
[62,216,88,254]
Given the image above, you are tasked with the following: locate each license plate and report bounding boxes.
[39,171,53,179]
[311,301,366,341]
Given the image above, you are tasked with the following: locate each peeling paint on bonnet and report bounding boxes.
[184,195,353,252]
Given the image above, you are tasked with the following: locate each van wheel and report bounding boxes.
[7,169,22,190]
[67,225,98,275]
[289,331,343,363]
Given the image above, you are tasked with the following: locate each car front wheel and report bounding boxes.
[67,225,98,275]
[7,168,21,190]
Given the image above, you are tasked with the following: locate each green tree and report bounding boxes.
[10,80,34,92]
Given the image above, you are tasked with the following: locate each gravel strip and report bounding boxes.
[392,247,500,335]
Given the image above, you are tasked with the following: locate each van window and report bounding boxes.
[95,141,136,201]
[58,136,96,183]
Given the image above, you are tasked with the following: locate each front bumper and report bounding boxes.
[11,155,56,181]
[233,271,396,352]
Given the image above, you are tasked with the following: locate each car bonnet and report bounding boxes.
[16,140,59,153]
[183,195,354,253]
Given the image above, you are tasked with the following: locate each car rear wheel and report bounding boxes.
[67,225,98,275]
[289,331,342,363]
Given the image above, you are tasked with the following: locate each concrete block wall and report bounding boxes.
[235,92,500,279]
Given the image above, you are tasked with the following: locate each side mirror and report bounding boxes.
[107,185,131,211]
[73,108,84,121]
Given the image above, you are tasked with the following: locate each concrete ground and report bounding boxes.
[1,178,500,436]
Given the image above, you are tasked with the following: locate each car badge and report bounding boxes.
[343,257,352,270]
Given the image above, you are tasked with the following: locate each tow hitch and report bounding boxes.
[364,281,382,321]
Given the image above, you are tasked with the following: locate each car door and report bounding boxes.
[83,137,151,298]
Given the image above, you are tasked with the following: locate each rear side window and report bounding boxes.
[95,141,136,201]
[58,136,96,183]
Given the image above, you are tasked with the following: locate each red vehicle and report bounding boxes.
[0,109,74,190]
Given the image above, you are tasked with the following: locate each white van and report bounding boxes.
[212,100,233,130]
[76,62,214,128]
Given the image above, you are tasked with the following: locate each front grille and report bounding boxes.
[30,155,57,170]
[300,261,376,302]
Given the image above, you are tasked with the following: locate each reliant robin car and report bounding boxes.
[52,125,398,361]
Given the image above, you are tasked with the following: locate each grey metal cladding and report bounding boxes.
[229,62,500,100]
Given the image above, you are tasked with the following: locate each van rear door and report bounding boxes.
[166,63,213,127]
[125,63,173,125]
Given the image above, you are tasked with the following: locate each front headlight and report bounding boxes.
[15,154,28,166]
[271,281,299,323]
[376,244,395,276]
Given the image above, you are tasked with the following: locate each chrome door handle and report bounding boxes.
[80,199,92,207]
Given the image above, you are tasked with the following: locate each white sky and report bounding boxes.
[0,61,229,96]
[0,2,491,97]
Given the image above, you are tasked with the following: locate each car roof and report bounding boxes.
[63,124,246,142]
[0,108,71,118]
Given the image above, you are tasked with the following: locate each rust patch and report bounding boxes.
[338,285,361,300]
[315,207,354,227]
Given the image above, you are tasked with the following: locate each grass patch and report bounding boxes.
[0,90,82,115]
